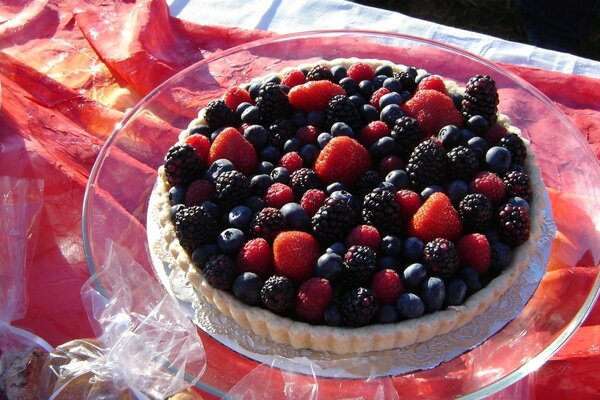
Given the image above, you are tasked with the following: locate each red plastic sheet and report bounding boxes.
[1,0,599,397]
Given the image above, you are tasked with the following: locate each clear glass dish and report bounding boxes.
[82,30,600,398]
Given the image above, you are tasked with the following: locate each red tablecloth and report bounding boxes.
[1,0,599,398]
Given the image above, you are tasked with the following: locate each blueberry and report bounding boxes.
[421,277,446,312]
[331,65,348,82]
[385,169,408,190]
[291,111,306,127]
[207,159,235,182]
[168,185,186,205]
[189,124,211,136]
[445,278,468,306]
[257,161,274,175]
[421,185,444,200]
[236,101,253,115]
[262,75,281,85]
[467,136,488,160]
[369,136,397,160]
[466,115,489,135]
[490,241,512,270]
[348,94,367,109]
[373,75,387,89]
[317,132,333,148]
[381,235,403,258]
[316,252,344,280]
[508,196,530,212]
[200,201,221,220]
[210,127,228,142]
[241,106,261,125]
[324,304,343,326]
[375,65,394,77]
[446,180,469,205]
[217,228,245,254]
[283,137,302,152]
[485,146,512,173]
[191,244,220,269]
[331,122,354,137]
[459,267,482,294]
[403,237,424,262]
[300,144,320,165]
[248,81,262,99]
[330,190,360,212]
[326,182,347,195]
[170,204,186,219]
[382,77,402,93]
[280,202,310,231]
[399,90,412,102]
[358,79,375,98]
[326,242,346,256]
[307,110,325,127]
[396,293,425,319]
[380,104,404,127]
[378,305,399,324]
[244,196,265,213]
[250,174,273,194]
[450,93,464,109]
[438,125,462,150]
[228,205,253,231]
[379,92,403,109]
[259,145,281,164]
[414,72,431,84]
[402,262,428,289]
[233,272,263,305]
[270,167,290,184]
[361,104,379,122]
[339,77,357,93]
[460,128,477,145]
[377,256,399,271]
[377,181,396,192]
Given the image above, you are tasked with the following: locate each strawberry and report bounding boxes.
[408,192,463,242]
[281,69,306,88]
[208,127,257,175]
[469,171,505,205]
[402,89,463,136]
[345,224,381,252]
[264,183,295,208]
[295,277,333,322]
[300,189,327,217]
[416,75,447,93]
[223,86,253,111]
[236,238,273,278]
[369,87,391,110]
[377,155,404,176]
[359,120,390,147]
[184,179,215,206]
[296,125,319,145]
[371,269,403,305]
[347,62,375,82]
[288,80,345,112]
[314,136,372,186]
[456,233,491,275]
[185,133,210,162]
[273,231,320,283]
[395,189,422,221]
[277,152,303,173]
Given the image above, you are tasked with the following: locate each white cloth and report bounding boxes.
[168,0,600,79]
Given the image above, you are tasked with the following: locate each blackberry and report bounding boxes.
[260,276,295,315]
[289,168,322,197]
[163,144,204,186]
[204,99,239,129]
[312,197,358,243]
[175,206,219,252]
[423,238,459,279]
[340,287,379,327]
[306,64,334,81]
[390,116,423,159]
[458,193,494,232]
[215,170,249,208]
[447,145,479,181]
[405,138,448,190]
[342,245,377,289]
[394,67,418,93]
[503,171,532,201]
[461,75,499,123]
[499,133,527,165]
[256,83,292,124]
[361,188,402,236]
[203,254,237,290]
[268,119,296,149]
[354,170,383,197]
[325,95,362,131]
[249,207,286,241]
[497,203,530,247]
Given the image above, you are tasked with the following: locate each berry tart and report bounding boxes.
[150,59,545,354]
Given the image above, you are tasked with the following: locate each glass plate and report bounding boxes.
[82,30,600,398]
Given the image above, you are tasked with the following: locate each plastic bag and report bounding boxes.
[42,242,206,399]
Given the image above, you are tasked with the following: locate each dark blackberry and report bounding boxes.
[260,275,295,314]
[461,75,499,123]
[423,238,459,279]
[289,168,322,197]
[342,245,377,289]
[325,95,362,131]
[175,206,219,252]
[503,170,532,201]
[354,170,383,197]
[268,119,296,149]
[405,138,448,190]
[497,203,530,247]
[340,287,379,327]
[203,254,237,290]
[458,193,494,232]
[499,133,527,165]
[390,116,423,159]
[256,83,292,124]
[306,64,334,81]
[394,67,418,93]
[215,170,249,208]
[249,207,286,241]
[447,145,479,181]
[204,99,239,129]
[163,144,204,186]
[361,188,402,236]
[311,197,358,243]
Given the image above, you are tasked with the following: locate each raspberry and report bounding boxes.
[295,278,334,322]
[223,86,253,111]
[456,233,491,275]
[377,156,404,177]
[281,69,306,88]
[204,99,239,130]
[163,144,204,186]
[314,136,372,186]
[402,89,463,136]
[394,189,422,221]
[325,95,362,131]
[288,80,345,112]
[347,62,375,82]
[306,64,334,81]
[208,127,258,175]
[277,152,303,173]
[362,188,402,236]
[423,238,460,279]
[358,120,390,147]
[261,276,295,315]
[343,245,377,289]
[236,238,273,278]
[249,207,286,241]
[345,225,381,251]
[408,192,463,243]
[174,206,219,252]
[273,231,320,283]
[469,171,505,206]
[184,179,215,206]
[497,203,530,247]
[416,75,447,93]
[295,125,319,145]
[264,183,295,208]
[340,287,378,327]
[371,269,403,305]
[369,87,391,111]
[300,189,327,217]
[203,254,237,290]
[185,133,211,162]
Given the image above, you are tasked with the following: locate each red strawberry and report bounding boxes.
[236,238,273,278]
[184,179,215,206]
[345,225,381,252]
[278,152,303,173]
[395,189,422,221]
[416,75,447,93]
[348,62,375,82]
[377,155,404,176]
[223,87,253,111]
[264,183,295,208]
[296,125,319,144]
[288,80,345,112]
[369,87,391,110]
[300,189,327,217]
[185,133,210,162]
[456,233,491,275]
[208,127,257,175]
[402,89,463,136]
[314,136,372,186]
[273,231,320,283]
[281,69,306,88]
[469,171,505,205]
[295,277,333,322]
[484,123,508,146]
[408,192,463,242]
[359,120,390,147]
[371,269,403,305]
